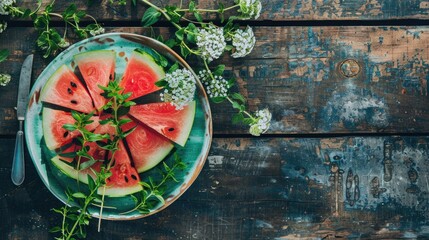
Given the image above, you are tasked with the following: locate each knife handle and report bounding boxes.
[11,122,25,186]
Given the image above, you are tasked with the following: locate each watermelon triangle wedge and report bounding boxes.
[99,140,143,197]
[42,108,100,150]
[40,65,95,114]
[128,101,196,147]
[122,120,174,173]
[74,50,116,111]
[119,49,165,100]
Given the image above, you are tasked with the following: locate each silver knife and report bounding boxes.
[11,54,33,186]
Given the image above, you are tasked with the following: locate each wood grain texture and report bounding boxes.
[2,26,429,134]
[14,0,429,21]
[1,137,429,239]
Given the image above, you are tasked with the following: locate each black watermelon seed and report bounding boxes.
[70,81,77,88]
[71,100,78,104]
[131,174,138,181]
[168,127,175,132]
[67,88,72,94]
[63,131,69,138]
[124,176,129,183]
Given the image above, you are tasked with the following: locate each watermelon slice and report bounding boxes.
[40,65,95,113]
[93,123,143,197]
[122,121,174,173]
[119,50,165,100]
[74,50,116,111]
[99,140,143,197]
[51,142,105,184]
[128,101,196,146]
[42,108,100,150]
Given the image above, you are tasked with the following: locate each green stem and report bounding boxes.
[176,4,239,13]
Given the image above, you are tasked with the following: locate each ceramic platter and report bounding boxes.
[25,33,212,220]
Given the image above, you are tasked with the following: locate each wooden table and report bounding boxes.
[2,0,429,239]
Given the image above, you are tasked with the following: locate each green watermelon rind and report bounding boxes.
[51,155,92,184]
[52,155,143,197]
[175,101,196,147]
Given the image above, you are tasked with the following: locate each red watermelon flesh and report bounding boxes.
[40,65,95,113]
[74,50,116,111]
[128,101,196,146]
[100,140,143,197]
[93,122,143,197]
[122,120,174,173]
[42,107,100,150]
[119,50,165,100]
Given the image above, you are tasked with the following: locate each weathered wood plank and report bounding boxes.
[2,26,429,135]
[1,137,429,239]
[13,0,429,22]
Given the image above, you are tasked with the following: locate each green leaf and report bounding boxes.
[175,28,185,41]
[49,226,62,233]
[211,96,225,103]
[132,0,137,6]
[117,106,130,117]
[72,192,87,199]
[194,12,203,22]
[122,125,137,138]
[62,124,76,131]
[168,62,179,73]
[0,49,9,63]
[88,175,96,191]
[242,117,255,125]
[189,1,196,12]
[231,100,245,112]
[155,79,168,88]
[63,4,77,19]
[164,39,177,48]
[153,194,165,205]
[213,64,225,76]
[59,151,77,158]
[230,92,246,104]
[180,45,191,58]
[141,7,161,27]
[232,112,244,124]
[225,45,233,51]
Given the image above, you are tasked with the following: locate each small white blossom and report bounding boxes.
[0,73,11,86]
[0,0,14,15]
[0,21,7,33]
[90,26,105,36]
[249,108,271,136]
[198,70,229,99]
[58,38,70,48]
[237,0,262,20]
[196,25,226,62]
[231,26,256,58]
[160,68,196,110]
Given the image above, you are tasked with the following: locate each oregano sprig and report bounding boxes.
[5,0,105,58]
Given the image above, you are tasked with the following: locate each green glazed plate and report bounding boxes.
[25,33,212,220]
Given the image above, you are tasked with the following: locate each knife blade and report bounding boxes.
[11,54,33,185]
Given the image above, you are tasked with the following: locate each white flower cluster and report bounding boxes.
[196,25,226,62]
[237,0,262,19]
[0,21,7,33]
[0,73,11,86]
[249,108,271,136]
[90,26,105,36]
[0,0,14,15]
[198,70,229,99]
[231,26,256,58]
[160,68,196,110]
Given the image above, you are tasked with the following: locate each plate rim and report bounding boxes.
[24,32,213,220]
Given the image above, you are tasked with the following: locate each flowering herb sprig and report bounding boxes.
[2,0,105,58]
[0,49,10,87]
[139,0,271,135]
